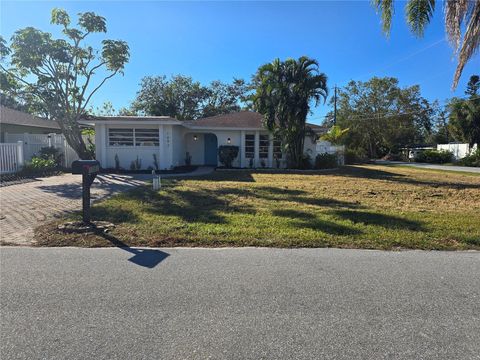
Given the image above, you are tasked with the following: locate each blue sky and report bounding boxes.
[1,1,479,124]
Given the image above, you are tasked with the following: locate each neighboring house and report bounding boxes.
[82,111,327,170]
[0,106,60,142]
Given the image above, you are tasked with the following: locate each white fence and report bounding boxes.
[0,142,24,174]
[436,143,477,160]
[316,141,345,165]
[1,133,94,174]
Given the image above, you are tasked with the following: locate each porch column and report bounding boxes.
[240,130,246,168]
[268,133,274,168]
[158,125,165,169]
[254,131,260,168]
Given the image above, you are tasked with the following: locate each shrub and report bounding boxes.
[153,154,159,170]
[130,156,142,170]
[218,145,239,168]
[315,153,338,169]
[37,147,63,167]
[414,149,453,164]
[25,157,57,171]
[345,148,367,164]
[185,152,192,166]
[298,153,312,169]
[458,148,480,167]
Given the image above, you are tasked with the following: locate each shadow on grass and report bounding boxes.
[272,209,362,236]
[329,209,425,231]
[337,166,480,189]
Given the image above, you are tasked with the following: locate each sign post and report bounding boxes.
[72,160,100,224]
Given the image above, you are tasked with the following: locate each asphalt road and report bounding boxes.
[374,160,480,173]
[1,247,479,360]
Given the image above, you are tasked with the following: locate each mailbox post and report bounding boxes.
[72,160,100,223]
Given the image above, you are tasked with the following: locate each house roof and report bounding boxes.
[185,111,328,132]
[0,106,60,130]
[79,111,329,132]
[79,115,180,126]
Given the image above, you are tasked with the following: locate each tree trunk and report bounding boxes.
[56,114,93,161]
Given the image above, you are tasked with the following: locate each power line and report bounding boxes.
[308,94,480,122]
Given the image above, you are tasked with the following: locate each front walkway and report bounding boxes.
[0,167,215,246]
[0,173,150,246]
[375,160,480,173]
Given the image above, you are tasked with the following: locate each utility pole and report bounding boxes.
[333,85,337,125]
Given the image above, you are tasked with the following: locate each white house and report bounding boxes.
[82,111,327,170]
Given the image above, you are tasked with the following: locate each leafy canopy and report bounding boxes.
[132,75,249,120]
[0,8,129,159]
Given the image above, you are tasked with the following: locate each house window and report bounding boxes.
[259,134,269,158]
[135,129,159,146]
[245,134,255,159]
[273,137,283,159]
[109,128,134,146]
[108,128,159,147]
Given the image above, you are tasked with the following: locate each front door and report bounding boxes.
[204,133,218,166]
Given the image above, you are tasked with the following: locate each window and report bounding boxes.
[245,134,255,158]
[135,129,159,146]
[109,128,133,146]
[273,137,283,159]
[108,128,159,147]
[259,134,269,158]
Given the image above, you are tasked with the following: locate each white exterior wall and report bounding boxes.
[99,124,174,170]
[184,132,205,165]
[437,143,477,160]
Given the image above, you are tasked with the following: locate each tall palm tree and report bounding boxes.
[373,0,480,89]
[253,56,328,168]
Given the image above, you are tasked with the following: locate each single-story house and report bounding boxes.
[0,106,61,142]
[82,111,327,170]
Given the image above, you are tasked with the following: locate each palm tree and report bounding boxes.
[321,125,350,145]
[253,56,328,168]
[372,0,480,89]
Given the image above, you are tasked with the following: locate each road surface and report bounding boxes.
[1,247,479,359]
[374,160,480,173]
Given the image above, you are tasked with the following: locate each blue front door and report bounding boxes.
[204,134,218,166]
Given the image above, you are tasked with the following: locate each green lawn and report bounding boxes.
[35,165,480,250]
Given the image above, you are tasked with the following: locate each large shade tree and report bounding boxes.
[132,75,249,120]
[332,77,435,158]
[448,75,480,147]
[373,0,480,89]
[253,56,328,168]
[0,9,129,159]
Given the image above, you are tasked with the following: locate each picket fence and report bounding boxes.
[0,133,94,174]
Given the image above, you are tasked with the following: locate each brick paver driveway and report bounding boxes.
[0,173,150,245]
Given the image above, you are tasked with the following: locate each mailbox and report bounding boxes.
[71,160,100,223]
[72,160,100,175]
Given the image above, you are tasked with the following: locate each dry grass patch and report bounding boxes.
[35,165,480,250]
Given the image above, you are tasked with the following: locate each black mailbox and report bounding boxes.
[72,160,100,175]
[71,160,100,223]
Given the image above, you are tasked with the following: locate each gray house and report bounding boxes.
[0,106,61,142]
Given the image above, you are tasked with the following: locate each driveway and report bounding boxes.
[0,173,150,245]
[1,247,479,360]
[375,160,480,173]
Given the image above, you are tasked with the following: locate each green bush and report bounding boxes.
[458,148,480,167]
[218,145,239,168]
[345,148,367,164]
[24,157,57,171]
[298,153,312,169]
[414,149,453,164]
[315,153,338,169]
[38,147,63,167]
